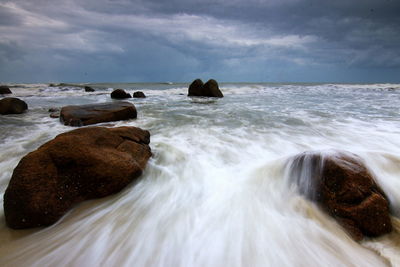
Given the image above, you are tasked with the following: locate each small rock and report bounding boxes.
[133,91,146,98]
[0,97,28,115]
[50,112,60,119]
[0,85,12,94]
[84,86,95,92]
[111,89,131,99]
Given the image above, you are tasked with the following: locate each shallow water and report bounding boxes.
[0,82,400,266]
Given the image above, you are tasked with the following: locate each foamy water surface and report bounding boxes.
[0,83,400,266]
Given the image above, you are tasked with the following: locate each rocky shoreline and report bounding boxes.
[0,80,396,242]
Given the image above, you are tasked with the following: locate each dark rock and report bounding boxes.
[4,126,152,229]
[0,85,12,94]
[202,79,223,97]
[133,91,146,98]
[0,98,28,115]
[188,79,204,96]
[60,102,137,127]
[84,86,95,92]
[111,89,131,99]
[50,112,59,119]
[49,84,56,87]
[288,151,392,240]
[187,79,223,97]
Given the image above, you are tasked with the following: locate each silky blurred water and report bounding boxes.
[0,82,400,266]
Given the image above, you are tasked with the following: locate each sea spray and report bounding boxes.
[1,82,399,266]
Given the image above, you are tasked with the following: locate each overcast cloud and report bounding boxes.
[0,0,399,83]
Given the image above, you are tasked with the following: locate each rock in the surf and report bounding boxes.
[188,79,204,96]
[60,102,137,126]
[288,151,392,240]
[111,89,131,99]
[188,79,223,97]
[84,86,95,92]
[3,126,152,229]
[0,85,12,94]
[0,97,28,115]
[133,91,146,98]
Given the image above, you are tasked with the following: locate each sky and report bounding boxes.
[0,0,399,83]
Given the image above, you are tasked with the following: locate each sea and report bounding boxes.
[0,82,400,266]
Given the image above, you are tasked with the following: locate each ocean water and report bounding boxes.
[0,82,400,266]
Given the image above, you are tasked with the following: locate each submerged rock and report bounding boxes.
[133,91,146,98]
[60,102,137,126]
[188,79,223,97]
[4,126,152,229]
[84,86,95,92]
[0,85,12,94]
[0,97,28,115]
[111,89,131,99]
[288,151,392,240]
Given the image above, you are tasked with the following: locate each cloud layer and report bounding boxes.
[0,0,399,82]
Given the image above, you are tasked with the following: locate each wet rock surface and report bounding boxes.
[0,97,28,115]
[0,85,12,94]
[60,102,137,126]
[188,79,223,97]
[4,126,152,229]
[288,151,392,240]
[111,89,131,99]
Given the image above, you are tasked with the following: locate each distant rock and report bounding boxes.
[60,102,137,126]
[84,86,95,92]
[111,89,131,99]
[133,91,146,98]
[187,79,223,97]
[4,126,152,229]
[188,79,204,96]
[288,151,392,240]
[203,79,223,97]
[49,83,56,87]
[0,85,12,94]
[0,97,28,115]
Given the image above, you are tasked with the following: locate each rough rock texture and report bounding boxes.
[289,151,392,240]
[0,97,28,115]
[133,91,146,98]
[188,79,223,97]
[111,89,131,99]
[84,86,95,92]
[60,102,137,126]
[0,85,12,94]
[4,126,152,229]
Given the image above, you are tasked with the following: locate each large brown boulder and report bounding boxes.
[188,79,223,97]
[60,102,137,126]
[0,85,12,94]
[288,151,392,240]
[111,89,131,99]
[0,97,28,115]
[4,126,152,229]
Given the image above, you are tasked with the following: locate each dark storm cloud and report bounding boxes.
[0,0,399,82]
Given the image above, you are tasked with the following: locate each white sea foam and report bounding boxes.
[0,83,399,266]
